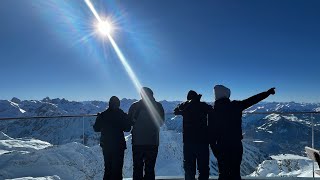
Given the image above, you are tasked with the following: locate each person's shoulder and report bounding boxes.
[156,101,163,106]
[200,101,212,107]
[116,108,125,114]
[130,100,141,108]
[100,109,109,115]
[231,100,241,105]
[230,100,244,110]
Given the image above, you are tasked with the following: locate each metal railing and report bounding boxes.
[1,111,319,121]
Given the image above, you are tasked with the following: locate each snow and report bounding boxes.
[0,133,103,180]
[250,154,320,177]
[6,176,61,180]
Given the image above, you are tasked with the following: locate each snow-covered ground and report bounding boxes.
[0,129,267,179]
[6,176,61,180]
[250,154,320,177]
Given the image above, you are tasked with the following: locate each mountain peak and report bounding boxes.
[11,97,21,104]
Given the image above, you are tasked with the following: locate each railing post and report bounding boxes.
[82,116,85,145]
[312,113,315,179]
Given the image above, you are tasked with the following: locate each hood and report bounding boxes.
[214,85,231,100]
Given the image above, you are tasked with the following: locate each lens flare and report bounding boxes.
[84,0,163,127]
[97,20,112,36]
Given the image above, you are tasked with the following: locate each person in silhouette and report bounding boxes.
[93,96,131,180]
[208,85,276,180]
[174,90,212,180]
[128,87,165,180]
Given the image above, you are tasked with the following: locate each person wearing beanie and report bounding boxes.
[174,90,212,180]
[208,85,276,180]
[93,96,131,180]
[128,87,165,180]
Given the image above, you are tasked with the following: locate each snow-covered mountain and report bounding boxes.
[250,154,320,177]
[243,113,320,156]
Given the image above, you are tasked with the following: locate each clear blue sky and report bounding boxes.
[0,0,319,102]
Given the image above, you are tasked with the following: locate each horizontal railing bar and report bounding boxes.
[0,114,97,121]
[242,111,320,115]
[0,111,319,121]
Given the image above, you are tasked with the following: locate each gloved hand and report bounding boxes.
[267,88,276,95]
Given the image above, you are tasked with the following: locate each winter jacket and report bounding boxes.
[208,91,272,144]
[128,99,165,146]
[93,108,131,150]
[174,97,212,144]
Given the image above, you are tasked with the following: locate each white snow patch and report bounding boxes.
[6,176,61,180]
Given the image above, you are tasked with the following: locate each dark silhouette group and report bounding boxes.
[93,85,276,180]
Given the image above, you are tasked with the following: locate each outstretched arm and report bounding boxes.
[174,101,189,115]
[240,88,276,111]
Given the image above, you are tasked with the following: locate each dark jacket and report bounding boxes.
[208,91,272,144]
[174,97,212,144]
[128,99,165,146]
[93,108,131,150]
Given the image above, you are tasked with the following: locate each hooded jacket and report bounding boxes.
[128,99,165,146]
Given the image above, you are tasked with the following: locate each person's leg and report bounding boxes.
[229,142,243,180]
[110,149,125,180]
[197,144,209,180]
[210,144,220,176]
[102,148,112,180]
[184,144,196,180]
[144,146,159,180]
[133,145,144,180]
[215,144,229,180]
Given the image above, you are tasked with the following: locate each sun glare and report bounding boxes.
[97,20,112,36]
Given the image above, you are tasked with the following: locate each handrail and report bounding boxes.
[0,111,319,121]
[0,114,97,121]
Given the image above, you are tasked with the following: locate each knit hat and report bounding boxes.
[214,85,231,100]
[187,90,198,100]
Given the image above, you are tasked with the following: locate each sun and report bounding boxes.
[97,19,112,36]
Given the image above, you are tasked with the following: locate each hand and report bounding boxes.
[267,88,276,95]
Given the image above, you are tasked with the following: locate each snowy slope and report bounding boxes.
[0,129,266,179]
[250,154,320,177]
[7,176,61,180]
[0,132,103,180]
[244,113,320,156]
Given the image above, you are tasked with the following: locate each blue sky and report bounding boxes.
[0,0,319,102]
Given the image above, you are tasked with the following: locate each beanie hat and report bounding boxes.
[214,85,231,100]
[187,90,198,100]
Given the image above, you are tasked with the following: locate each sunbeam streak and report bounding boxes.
[84,0,163,127]
[84,0,102,23]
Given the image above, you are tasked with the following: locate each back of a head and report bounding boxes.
[187,90,202,101]
[140,87,154,100]
[214,85,231,101]
[109,96,120,109]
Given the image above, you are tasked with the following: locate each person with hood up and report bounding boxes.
[128,87,165,180]
[174,90,212,180]
[93,96,131,180]
[208,85,276,180]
